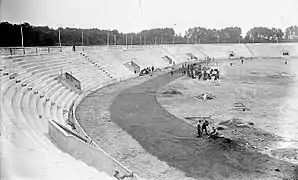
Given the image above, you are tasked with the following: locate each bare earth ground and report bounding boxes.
[76,69,197,180]
[77,62,297,180]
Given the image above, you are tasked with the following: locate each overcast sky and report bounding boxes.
[1,0,298,35]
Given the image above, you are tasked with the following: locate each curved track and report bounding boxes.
[79,69,297,180]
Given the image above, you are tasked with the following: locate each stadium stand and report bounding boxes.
[1,43,297,179]
[113,47,171,69]
[245,43,284,58]
[163,45,206,62]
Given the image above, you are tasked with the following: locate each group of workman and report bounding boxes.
[181,63,220,81]
[139,66,155,76]
[197,120,219,139]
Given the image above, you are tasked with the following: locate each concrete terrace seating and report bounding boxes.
[166,45,206,62]
[114,47,171,69]
[80,50,134,81]
[1,44,297,180]
[1,53,115,180]
[196,44,236,59]
[227,44,253,58]
[245,43,284,58]
[272,43,298,58]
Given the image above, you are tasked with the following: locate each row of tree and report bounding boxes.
[0,22,297,47]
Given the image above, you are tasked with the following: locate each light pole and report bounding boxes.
[172,23,176,45]
[126,35,128,47]
[58,30,62,47]
[144,36,146,45]
[81,31,84,51]
[114,34,117,45]
[107,33,109,46]
[217,36,220,45]
[131,35,133,45]
[21,26,24,47]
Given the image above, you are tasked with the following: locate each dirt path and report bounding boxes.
[77,67,297,180]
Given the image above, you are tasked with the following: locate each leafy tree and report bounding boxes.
[285,26,298,39]
[0,21,297,47]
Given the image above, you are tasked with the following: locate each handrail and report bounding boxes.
[72,84,142,180]
[51,120,88,143]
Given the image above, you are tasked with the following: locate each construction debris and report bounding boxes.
[195,93,216,101]
[233,102,250,111]
[162,89,182,95]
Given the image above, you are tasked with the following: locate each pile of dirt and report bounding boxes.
[270,148,298,162]
[184,116,211,122]
[219,118,251,128]
[195,93,216,100]
[161,89,182,95]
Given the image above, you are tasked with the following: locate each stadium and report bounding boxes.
[1,0,298,180]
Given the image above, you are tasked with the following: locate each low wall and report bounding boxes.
[49,119,138,178]
[63,72,81,91]
[71,84,142,180]
[0,46,72,56]
[58,73,82,93]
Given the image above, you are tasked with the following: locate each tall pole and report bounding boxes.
[126,35,128,46]
[131,35,133,45]
[172,36,175,45]
[217,36,219,45]
[114,34,116,45]
[81,31,84,47]
[58,30,62,47]
[253,37,255,43]
[276,37,279,43]
[144,36,146,45]
[107,33,109,46]
[155,37,157,45]
[21,26,24,47]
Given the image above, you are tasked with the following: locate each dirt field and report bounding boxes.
[157,58,298,166]
[77,61,297,180]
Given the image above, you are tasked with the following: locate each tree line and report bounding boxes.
[0,21,297,47]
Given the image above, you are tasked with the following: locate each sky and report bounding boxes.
[1,0,298,35]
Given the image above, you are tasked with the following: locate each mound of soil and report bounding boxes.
[271,148,298,160]
[219,118,248,127]
[195,93,217,100]
[161,89,182,95]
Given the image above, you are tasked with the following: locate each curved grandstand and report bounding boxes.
[1,43,298,180]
